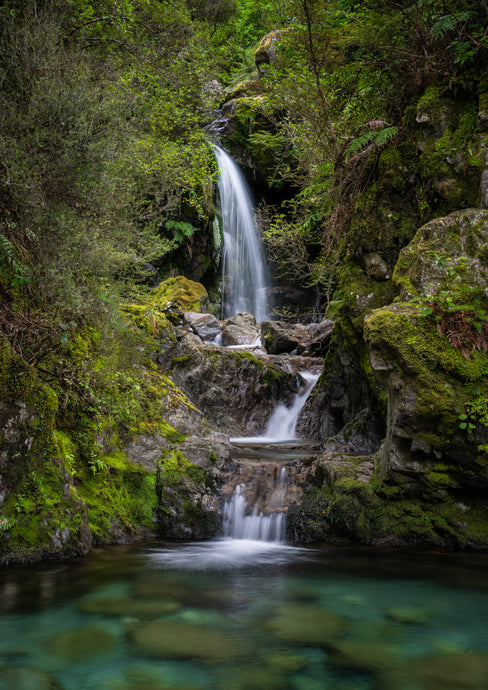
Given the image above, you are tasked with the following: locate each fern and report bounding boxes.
[0,233,31,287]
[164,220,198,246]
[431,12,471,39]
[345,126,399,163]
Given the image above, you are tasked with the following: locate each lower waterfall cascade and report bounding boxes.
[223,372,320,543]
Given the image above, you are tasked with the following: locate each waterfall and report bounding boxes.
[214,145,269,322]
[223,470,288,542]
[230,371,319,444]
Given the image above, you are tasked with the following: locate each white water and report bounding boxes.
[214,145,269,322]
[223,481,286,542]
[231,371,319,444]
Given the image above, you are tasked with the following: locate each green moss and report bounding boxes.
[150,276,207,320]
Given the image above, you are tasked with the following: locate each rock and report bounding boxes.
[47,624,118,663]
[223,311,257,328]
[328,639,402,673]
[261,320,309,354]
[394,209,488,301]
[0,667,61,690]
[156,450,222,539]
[167,334,302,436]
[300,319,334,356]
[183,312,221,341]
[255,30,285,76]
[216,666,285,690]
[265,603,348,645]
[361,252,391,281]
[386,606,432,624]
[125,433,170,471]
[128,620,247,660]
[378,652,488,690]
[150,276,208,322]
[220,323,261,347]
[117,667,203,690]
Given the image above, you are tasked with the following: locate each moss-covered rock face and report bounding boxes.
[364,209,488,492]
[156,450,221,539]
[0,337,91,563]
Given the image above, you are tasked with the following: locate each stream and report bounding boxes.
[1,544,488,689]
[2,150,488,689]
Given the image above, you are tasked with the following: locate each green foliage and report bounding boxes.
[0,232,31,288]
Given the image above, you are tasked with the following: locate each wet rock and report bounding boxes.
[47,624,118,662]
[263,653,308,673]
[220,323,260,347]
[184,312,221,342]
[216,666,284,690]
[79,595,180,618]
[167,334,302,436]
[378,652,488,690]
[132,573,193,600]
[266,603,348,645]
[261,320,309,355]
[117,667,203,690]
[128,620,247,660]
[223,311,257,328]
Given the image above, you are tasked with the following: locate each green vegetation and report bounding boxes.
[2,0,488,559]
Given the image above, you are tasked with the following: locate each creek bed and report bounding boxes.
[0,542,487,689]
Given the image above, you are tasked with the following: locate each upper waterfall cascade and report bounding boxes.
[214,145,269,322]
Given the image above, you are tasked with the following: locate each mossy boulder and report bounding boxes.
[254,30,285,75]
[150,276,208,322]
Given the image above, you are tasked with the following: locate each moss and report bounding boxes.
[290,479,488,548]
[150,276,207,320]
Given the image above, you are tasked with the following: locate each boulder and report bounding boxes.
[261,320,309,354]
[254,30,285,76]
[183,311,221,342]
[150,276,208,322]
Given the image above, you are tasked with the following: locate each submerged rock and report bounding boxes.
[47,624,118,663]
[265,603,348,645]
[378,652,488,689]
[0,667,61,690]
[128,620,247,660]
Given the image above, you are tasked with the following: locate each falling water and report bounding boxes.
[223,470,288,542]
[231,371,320,444]
[214,145,269,321]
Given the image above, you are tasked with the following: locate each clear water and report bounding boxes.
[1,542,488,689]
